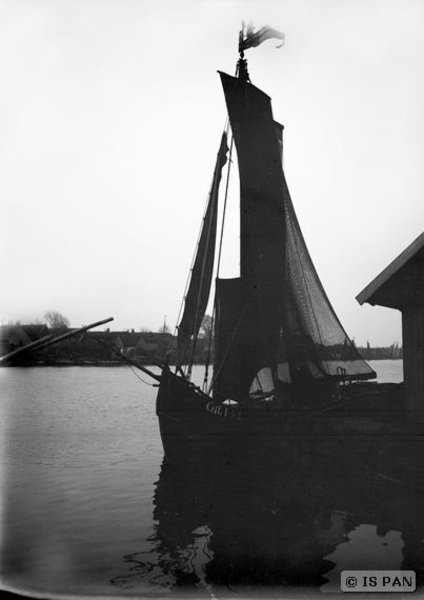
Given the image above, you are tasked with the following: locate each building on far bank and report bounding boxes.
[0,324,49,356]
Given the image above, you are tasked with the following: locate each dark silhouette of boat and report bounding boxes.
[154,25,377,460]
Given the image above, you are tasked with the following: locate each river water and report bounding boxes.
[1,360,423,598]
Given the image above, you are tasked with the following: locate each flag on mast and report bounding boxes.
[241,24,285,50]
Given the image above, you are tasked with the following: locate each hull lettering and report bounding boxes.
[206,401,242,421]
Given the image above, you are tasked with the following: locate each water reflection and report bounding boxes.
[111,448,424,596]
[322,525,404,592]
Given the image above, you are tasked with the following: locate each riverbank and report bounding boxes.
[1,325,403,367]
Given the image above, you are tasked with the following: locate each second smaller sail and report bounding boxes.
[177,132,229,367]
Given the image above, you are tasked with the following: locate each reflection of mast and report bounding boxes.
[151,460,216,588]
[183,525,214,594]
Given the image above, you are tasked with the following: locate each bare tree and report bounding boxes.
[44,311,70,329]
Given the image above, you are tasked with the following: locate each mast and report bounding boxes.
[237,29,250,82]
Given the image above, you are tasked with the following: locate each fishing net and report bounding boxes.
[283,184,375,381]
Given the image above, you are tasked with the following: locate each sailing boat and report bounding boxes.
[156,26,376,459]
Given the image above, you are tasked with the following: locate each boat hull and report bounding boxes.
[156,368,424,484]
[156,368,333,466]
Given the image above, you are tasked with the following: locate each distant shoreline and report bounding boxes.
[2,357,403,368]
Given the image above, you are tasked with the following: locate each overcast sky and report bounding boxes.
[1,0,423,345]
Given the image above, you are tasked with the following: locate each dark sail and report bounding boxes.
[218,72,375,391]
[219,72,287,391]
[177,132,228,366]
[213,278,244,400]
[213,276,274,399]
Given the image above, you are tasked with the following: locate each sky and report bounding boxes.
[1,0,423,345]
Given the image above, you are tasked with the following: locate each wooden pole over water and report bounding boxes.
[0,316,163,383]
[0,317,114,364]
[34,317,115,350]
[0,334,53,363]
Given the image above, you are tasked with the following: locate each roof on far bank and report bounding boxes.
[356,232,424,308]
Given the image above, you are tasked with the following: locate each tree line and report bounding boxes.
[2,312,402,365]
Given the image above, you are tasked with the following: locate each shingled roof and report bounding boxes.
[356,232,424,309]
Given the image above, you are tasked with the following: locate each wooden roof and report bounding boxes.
[356,232,424,309]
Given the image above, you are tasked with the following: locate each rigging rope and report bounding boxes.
[215,129,234,279]
[127,363,156,386]
[89,335,157,387]
[202,304,216,392]
[203,122,234,393]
